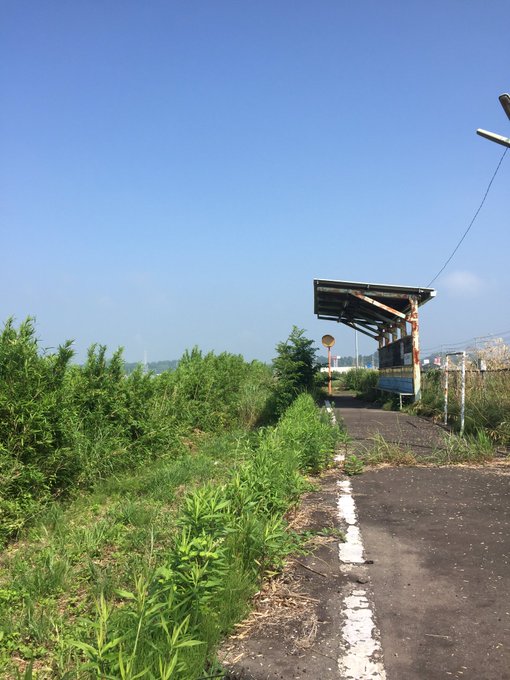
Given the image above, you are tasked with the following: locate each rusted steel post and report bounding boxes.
[408,296,421,401]
[444,355,449,426]
[328,346,332,396]
[460,351,466,435]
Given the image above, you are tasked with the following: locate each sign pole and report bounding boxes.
[328,346,332,395]
[321,334,336,398]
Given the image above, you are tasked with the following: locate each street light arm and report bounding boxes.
[476,128,510,149]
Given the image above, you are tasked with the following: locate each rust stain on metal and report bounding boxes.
[408,296,421,400]
[349,291,407,320]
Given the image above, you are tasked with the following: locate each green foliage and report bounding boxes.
[340,368,379,399]
[415,368,510,445]
[270,327,319,417]
[0,323,340,679]
[429,430,495,465]
[343,454,364,476]
[63,394,339,679]
[0,318,76,542]
[276,394,339,473]
[360,433,417,466]
[0,318,273,546]
[169,348,271,432]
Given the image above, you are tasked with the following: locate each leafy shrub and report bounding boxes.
[0,319,76,542]
[168,349,271,433]
[270,327,319,417]
[343,454,364,476]
[276,393,339,473]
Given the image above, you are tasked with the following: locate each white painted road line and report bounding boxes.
[326,398,386,677]
[325,400,346,465]
[338,589,387,680]
[337,474,386,678]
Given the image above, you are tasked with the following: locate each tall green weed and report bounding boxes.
[70,394,339,679]
[415,369,510,445]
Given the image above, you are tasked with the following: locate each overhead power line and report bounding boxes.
[427,147,508,287]
[421,329,510,356]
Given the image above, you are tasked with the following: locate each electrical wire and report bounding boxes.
[427,147,508,287]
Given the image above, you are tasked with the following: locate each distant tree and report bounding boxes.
[271,326,319,416]
[124,359,179,375]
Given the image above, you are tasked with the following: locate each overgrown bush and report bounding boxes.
[340,368,379,400]
[0,319,273,545]
[270,327,319,417]
[168,348,271,433]
[0,319,76,540]
[71,394,339,679]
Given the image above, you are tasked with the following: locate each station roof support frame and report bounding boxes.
[313,279,436,401]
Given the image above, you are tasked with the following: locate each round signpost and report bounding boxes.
[322,335,336,396]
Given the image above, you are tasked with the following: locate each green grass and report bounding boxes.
[351,430,496,471]
[427,430,495,465]
[358,433,417,466]
[0,436,243,678]
[0,395,341,679]
[412,368,510,445]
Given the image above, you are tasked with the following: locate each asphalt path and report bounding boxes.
[332,393,446,457]
[334,395,510,680]
[222,395,510,680]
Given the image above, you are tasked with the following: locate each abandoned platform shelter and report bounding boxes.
[313,279,436,401]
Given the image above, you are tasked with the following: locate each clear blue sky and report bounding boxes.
[2,1,509,363]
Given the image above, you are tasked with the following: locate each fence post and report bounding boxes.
[460,351,466,436]
[443,355,449,426]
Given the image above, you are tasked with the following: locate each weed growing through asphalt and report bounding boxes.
[359,433,417,466]
[343,454,365,476]
[428,430,495,465]
[354,431,495,469]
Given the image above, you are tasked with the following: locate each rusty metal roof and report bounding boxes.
[314,279,436,339]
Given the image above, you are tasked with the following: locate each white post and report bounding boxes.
[444,352,466,435]
[460,351,466,436]
[444,355,449,426]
